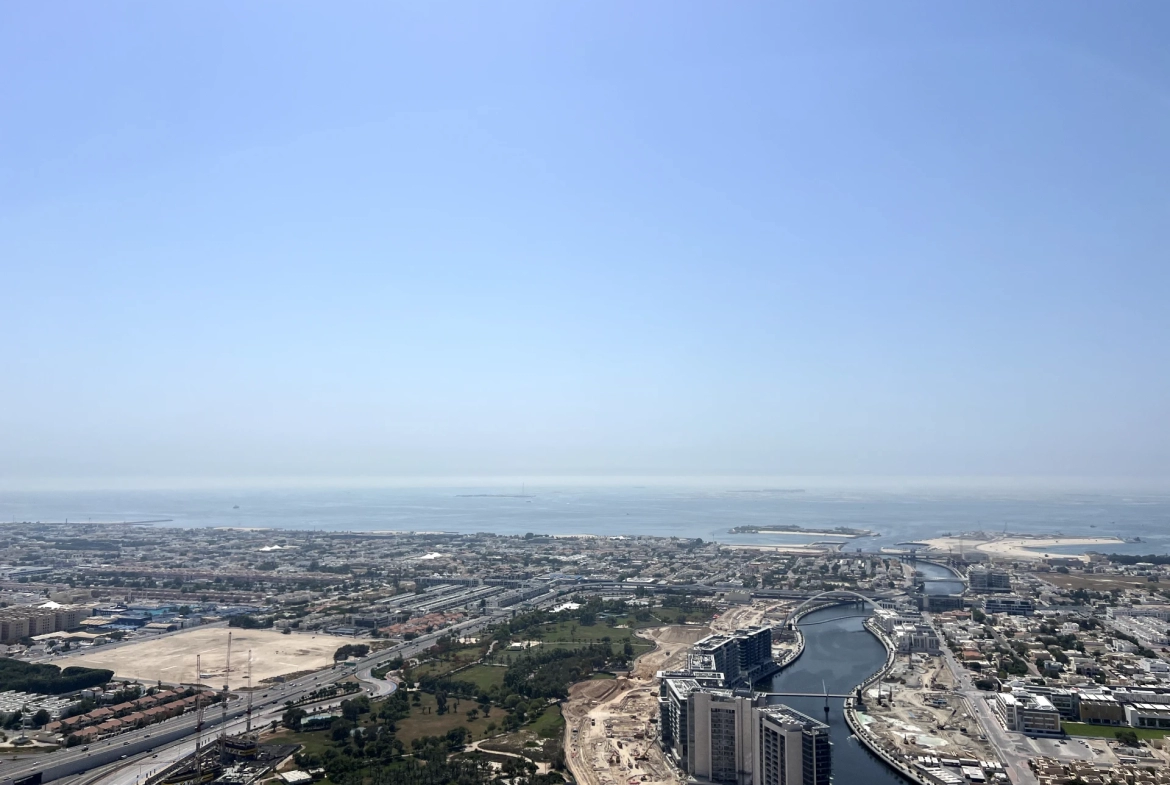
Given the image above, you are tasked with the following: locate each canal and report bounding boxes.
[768,604,911,784]
[915,559,966,595]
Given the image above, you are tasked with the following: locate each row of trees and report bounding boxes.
[0,660,112,696]
[503,642,628,700]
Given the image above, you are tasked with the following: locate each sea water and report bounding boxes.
[1,484,1168,555]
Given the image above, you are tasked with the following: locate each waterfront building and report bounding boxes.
[921,594,965,613]
[659,680,830,785]
[687,689,757,783]
[967,567,1012,593]
[892,623,940,654]
[756,704,831,785]
[660,677,701,765]
[689,627,776,688]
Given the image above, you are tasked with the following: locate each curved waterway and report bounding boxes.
[915,560,966,595]
[768,604,911,784]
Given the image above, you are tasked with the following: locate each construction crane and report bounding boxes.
[220,632,232,742]
[194,654,204,782]
[245,650,253,733]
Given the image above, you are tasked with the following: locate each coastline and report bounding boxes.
[922,534,1125,562]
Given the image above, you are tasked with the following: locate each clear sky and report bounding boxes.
[2,2,1168,489]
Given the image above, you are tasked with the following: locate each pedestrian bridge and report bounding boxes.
[783,589,884,626]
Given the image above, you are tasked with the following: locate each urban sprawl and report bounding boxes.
[0,523,1169,785]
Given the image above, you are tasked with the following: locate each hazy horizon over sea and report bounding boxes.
[2,482,1169,556]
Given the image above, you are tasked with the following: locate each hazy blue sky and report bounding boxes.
[2,2,1168,489]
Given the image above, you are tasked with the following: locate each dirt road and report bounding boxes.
[562,625,709,785]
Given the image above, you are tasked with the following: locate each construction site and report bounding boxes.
[57,627,339,688]
[857,648,1000,764]
[561,600,797,785]
[149,641,278,785]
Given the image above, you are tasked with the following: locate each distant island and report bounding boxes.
[456,494,535,498]
[729,525,874,537]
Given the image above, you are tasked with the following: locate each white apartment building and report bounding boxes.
[993,691,1062,736]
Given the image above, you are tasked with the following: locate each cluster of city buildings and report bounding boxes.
[873,607,942,654]
[45,688,212,743]
[1030,755,1170,785]
[658,683,830,785]
[685,626,777,687]
[653,625,831,785]
[0,602,94,644]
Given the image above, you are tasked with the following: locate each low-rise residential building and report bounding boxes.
[983,596,1034,616]
[993,691,1061,736]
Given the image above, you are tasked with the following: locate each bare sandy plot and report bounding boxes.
[923,534,1123,562]
[57,628,339,688]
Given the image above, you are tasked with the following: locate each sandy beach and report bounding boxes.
[922,534,1124,561]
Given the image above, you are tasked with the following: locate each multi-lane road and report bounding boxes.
[1,613,499,785]
[932,620,1040,785]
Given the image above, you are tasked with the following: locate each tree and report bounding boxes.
[1116,729,1140,747]
[282,706,306,731]
[445,726,469,749]
[330,719,355,742]
[31,709,50,727]
[333,644,370,661]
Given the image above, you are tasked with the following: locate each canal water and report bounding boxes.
[915,559,966,595]
[768,604,910,784]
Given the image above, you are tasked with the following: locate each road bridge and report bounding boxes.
[757,691,854,698]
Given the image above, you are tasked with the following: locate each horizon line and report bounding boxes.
[2,473,1169,494]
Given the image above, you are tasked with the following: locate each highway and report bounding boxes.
[0,613,498,785]
[931,617,1039,785]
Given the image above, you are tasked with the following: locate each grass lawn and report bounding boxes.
[530,705,564,739]
[627,604,713,628]
[510,627,655,650]
[491,622,653,659]
[408,647,484,681]
[455,664,507,692]
[1062,722,1170,740]
[267,728,334,758]
[395,691,496,745]
[539,622,633,643]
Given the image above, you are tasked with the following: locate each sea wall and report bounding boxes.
[843,618,934,785]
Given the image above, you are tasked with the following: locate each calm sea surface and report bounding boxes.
[1,485,1168,555]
